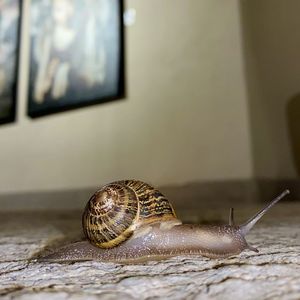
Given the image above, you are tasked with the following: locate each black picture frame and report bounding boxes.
[27,0,124,118]
[0,0,21,125]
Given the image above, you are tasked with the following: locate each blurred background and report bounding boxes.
[0,0,299,211]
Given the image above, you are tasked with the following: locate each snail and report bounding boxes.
[40,180,289,263]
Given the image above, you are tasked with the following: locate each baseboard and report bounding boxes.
[0,179,298,211]
[160,178,299,209]
[255,178,300,202]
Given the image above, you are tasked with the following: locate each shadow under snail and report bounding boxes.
[40,180,289,263]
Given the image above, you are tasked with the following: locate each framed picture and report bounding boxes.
[28,0,124,118]
[0,0,21,125]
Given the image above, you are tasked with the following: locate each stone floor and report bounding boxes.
[0,202,299,300]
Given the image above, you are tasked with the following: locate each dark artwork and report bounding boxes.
[28,0,124,118]
[0,0,20,125]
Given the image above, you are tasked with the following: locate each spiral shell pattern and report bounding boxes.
[82,180,177,248]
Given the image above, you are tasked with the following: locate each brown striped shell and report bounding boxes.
[82,180,179,248]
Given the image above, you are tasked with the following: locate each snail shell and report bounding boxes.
[82,180,180,248]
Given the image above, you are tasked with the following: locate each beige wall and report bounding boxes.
[0,0,253,194]
[241,0,299,179]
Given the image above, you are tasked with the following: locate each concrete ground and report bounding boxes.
[0,202,299,300]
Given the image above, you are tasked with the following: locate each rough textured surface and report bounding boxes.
[0,203,299,300]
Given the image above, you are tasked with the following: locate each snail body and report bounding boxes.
[41,180,289,263]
